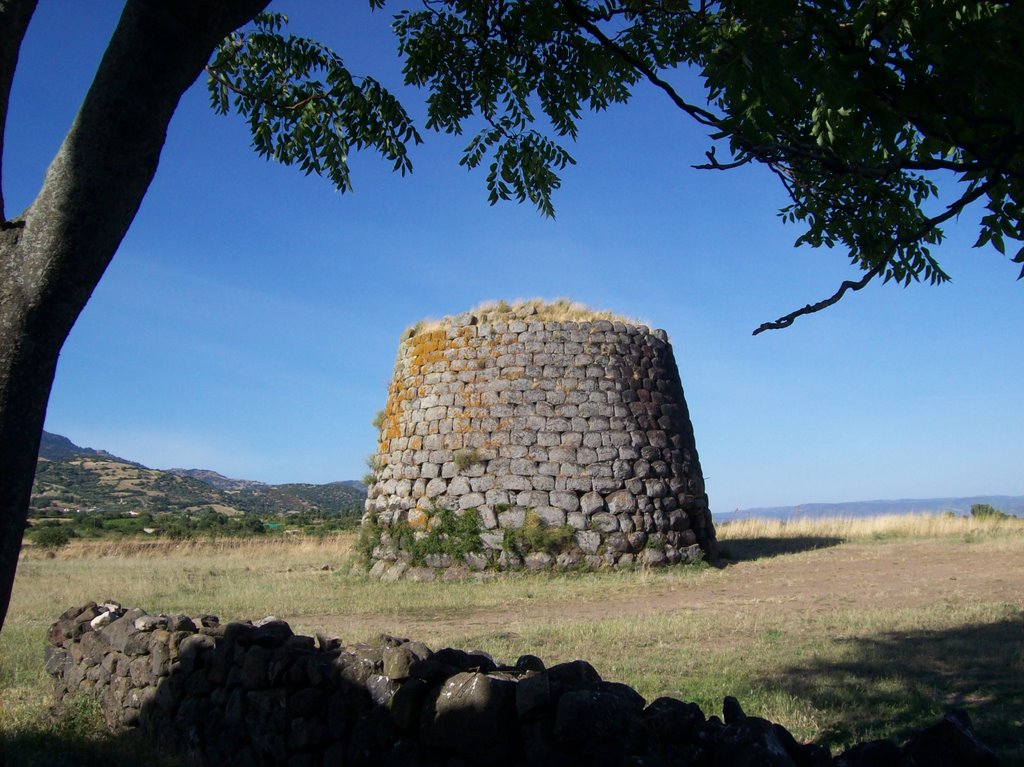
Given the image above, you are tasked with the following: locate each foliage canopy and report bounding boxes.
[389,0,1024,331]
[206,11,421,192]
[204,1,1023,329]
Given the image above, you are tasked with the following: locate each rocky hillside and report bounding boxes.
[32,432,365,518]
[165,468,266,492]
[38,430,140,465]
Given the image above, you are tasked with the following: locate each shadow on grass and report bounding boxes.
[761,614,1024,763]
[0,729,168,767]
[717,535,844,563]
[0,694,176,767]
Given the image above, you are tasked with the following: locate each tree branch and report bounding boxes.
[752,266,882,335]
[695,145,753,171]
[0,0,38,222]
[204,64,329,112]
[558,0,722,129]
[753,175,1005,335]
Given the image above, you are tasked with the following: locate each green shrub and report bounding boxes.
[74,514,105,533]
[398,507,483,565]
[504,511,575,556]
[645,532,666,549]
[361,506,489,567]
[306,514,361,536]
[971,503,1011,520]
[30,525,74,549]
[371,409,386,430]
[242,516,265,534]
[163,522,193,540]
[54,691,106,739]
[453,449,482,472]
[356,514,381,561]
[362,453,381,488]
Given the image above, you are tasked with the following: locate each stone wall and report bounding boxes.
[47,601,1000,767]
[364,306,717,576]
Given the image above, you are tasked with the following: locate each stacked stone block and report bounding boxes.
[47,601,999,767]
[364,307,717,574]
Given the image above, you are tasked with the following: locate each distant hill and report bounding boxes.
[32,432,366,517]
[167,468,267,492]
[271,482,367,512]
[336,480,368,492]
[38,431,93,461]
[38,431,140,466]
[720,495,1024,523]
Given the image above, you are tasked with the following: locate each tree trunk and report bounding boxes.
[0,0,269,633]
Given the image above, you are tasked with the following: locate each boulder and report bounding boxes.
[421,672,518,765]
[899,709,999,767]
[643,696,706,745]
[715,716,798,767]
[835,739,901,767]
[553,687,645,766]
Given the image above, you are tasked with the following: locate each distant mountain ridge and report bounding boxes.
[33,431,366,517]
[39,432,1020,522]
[722,495,1024,522]
[167,468,267,492]
[38,431,142,467]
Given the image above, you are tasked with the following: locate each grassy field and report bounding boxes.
[2,514,1022,765]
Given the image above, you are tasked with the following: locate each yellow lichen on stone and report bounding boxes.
[407,507,430,530]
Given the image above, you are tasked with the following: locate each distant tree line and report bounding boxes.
[27,506,360,549]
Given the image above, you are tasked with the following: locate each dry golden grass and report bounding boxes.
[3,514,1023,764]
[20,533,355,561]
[405,297,647,337]
[717,512,1024,545]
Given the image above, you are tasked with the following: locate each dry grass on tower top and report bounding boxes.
[403,298,645,338]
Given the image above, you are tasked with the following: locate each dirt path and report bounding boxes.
[292,539,1024,641]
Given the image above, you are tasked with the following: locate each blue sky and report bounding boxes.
[6,3,1022,513]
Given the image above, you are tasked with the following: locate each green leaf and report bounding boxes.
[206,13,421,196]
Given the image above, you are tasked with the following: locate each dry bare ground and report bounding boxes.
[284,529,1023,761]
[293,537,1024,641]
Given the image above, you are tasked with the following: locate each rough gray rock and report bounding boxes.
[421,672,518,765]
[48,601,996,767]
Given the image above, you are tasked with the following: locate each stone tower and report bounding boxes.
[363,301,716,578]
